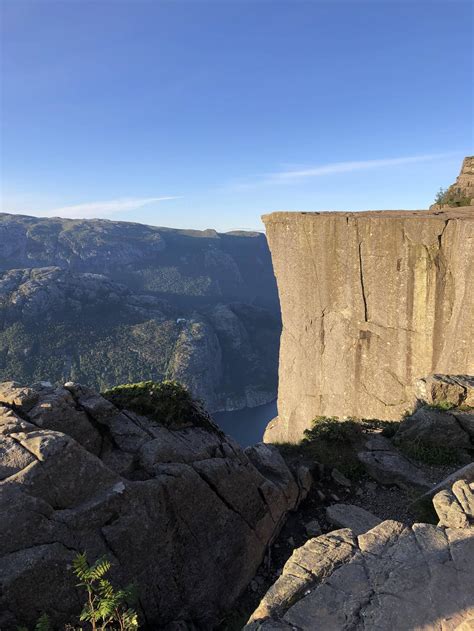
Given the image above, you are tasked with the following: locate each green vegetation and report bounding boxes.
[303,416,364,443]
[398,439,462,466]
[434,186,471,207]
[73,553,138,631]
[0,320,178,391]
[276,416,367,480]
[426,400,456,411]
[18,554,138,631]
[276,410,466,472]
[102,380,216,430]
[18,613,52,631]
[275,416,404,480]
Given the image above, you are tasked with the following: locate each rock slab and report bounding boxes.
[325,503,382,535]
[246,480,474,630]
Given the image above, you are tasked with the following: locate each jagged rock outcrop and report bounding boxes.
[431,156,474,209]
[391,374,474,461]
[0,380,310,630]
[416,374,474,408]
[245,480,474,630]
[394,405,474,455]
[263,206,474,442]
[0,213,280,412]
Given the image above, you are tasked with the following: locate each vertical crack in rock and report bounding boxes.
[358,242,368,322]
[437,218,450,249]
[262,207,473,436]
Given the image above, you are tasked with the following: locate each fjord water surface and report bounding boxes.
[213,400,277,447]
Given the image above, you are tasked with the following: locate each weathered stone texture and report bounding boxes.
[431,156,474,209]
[263,207,474,442]
[246,479,474,630]
[0,381,310,630]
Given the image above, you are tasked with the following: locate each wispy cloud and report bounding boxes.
[266,152,458,182]
[33,196,180,219]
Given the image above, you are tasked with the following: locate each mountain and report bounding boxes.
[0,213,280,411]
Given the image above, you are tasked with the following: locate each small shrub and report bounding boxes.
[433,186,471,207]
[34,614,51,631]
[275,417,368,481]
[399,439,461,466]
[425,400,457,411]
[102,380,215,430]
[17,555,138,631]
[73,553,138,631]
[303,416,363,443]
[434,187,448,205]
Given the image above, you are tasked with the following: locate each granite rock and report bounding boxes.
[262,204,474,442]
[0,380,309,629]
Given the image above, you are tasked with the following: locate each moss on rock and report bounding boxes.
[102,380,219,431]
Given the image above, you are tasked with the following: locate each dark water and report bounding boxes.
[213,400,277,447]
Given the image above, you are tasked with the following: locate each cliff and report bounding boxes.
[0,214,280,411]
[263,207,474,442]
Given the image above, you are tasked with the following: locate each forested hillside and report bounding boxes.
[0,213,280,411]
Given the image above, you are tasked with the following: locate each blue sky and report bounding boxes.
[1,0,473,232]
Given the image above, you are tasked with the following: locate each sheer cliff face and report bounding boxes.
[263,208,474,442]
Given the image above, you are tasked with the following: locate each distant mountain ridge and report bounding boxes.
[0,213,280,411]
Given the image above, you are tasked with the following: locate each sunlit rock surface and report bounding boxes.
[263,207,474,442]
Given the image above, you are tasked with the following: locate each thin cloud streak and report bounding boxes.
[35,196,181,219]
[268,152,459,181]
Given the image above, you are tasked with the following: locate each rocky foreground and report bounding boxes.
[0,380,310,629]
[245,480,474,630]
[0,374,473,629]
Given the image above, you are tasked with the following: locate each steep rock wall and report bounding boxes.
[263,207,474,442]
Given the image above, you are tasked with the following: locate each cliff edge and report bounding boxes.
[263,206,474,442]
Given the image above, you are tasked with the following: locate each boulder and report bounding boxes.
[304,519,322,538]
[0,380,309,630]
[433,480,474,529]
[325,503,382,535]
[246,479,474,630]
[357,434,431,492]
[415,374,474,408]
[395,405,474,453]
[412,462,474,518]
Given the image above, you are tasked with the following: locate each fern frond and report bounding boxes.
[34,613,50,631]
[89,558,111,581]
[122,609,139,630]
[72,552,90,581]
[98,578,114,599]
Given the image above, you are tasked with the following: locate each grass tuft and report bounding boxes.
[102,380,217,431]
